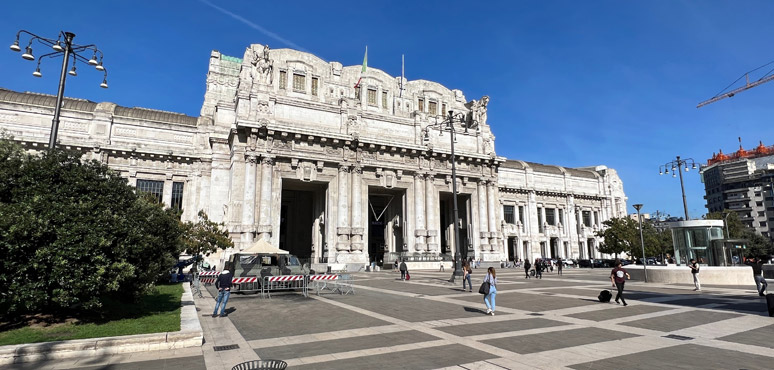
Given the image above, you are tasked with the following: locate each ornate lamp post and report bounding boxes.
[633,203,647,282]
[9,30,108,151]
[425,110,476,283]
[659,156,697,220]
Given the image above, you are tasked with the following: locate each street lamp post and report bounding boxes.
[9,30,108,151]
[659,156,696,220]
[633,203,647,282]
[425,110,475,283]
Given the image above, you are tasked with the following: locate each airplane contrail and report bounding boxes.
[199,0,309,52]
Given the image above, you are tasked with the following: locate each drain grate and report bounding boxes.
[528,313,544,316]
[663,334,693,341]
[213,344,240,351]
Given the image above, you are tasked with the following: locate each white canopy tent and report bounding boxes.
[239,238,289,255]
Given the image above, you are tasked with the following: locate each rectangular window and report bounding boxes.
[311,77,318,96]
[583,211,592,227]
[137,179,164,203]
[546,208,556,226]
[418,98,424,112]
[428,101,437,115]
[537,207,544,232]
[367,88,377,106]
[171,182,184,211]
[441,103,447,117]
[279,70,287,89]
[518,206,525,224]
[504,205,515,224]
[292,73,305,92]
[382,91,388,108]
[593,211,599,226]
[355,87,361,99]
[559,209,564,225]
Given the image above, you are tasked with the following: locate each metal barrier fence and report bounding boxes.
[261,275,307,298]
[308,274,338,295]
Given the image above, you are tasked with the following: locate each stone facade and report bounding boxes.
[0,44,627,269]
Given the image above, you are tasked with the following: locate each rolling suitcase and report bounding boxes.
[598,290,612,303]
[766,293,774,317]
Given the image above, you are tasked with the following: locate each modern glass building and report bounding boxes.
[668,220,725,265]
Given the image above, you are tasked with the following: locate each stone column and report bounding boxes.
[425,174,438,253]
[336,164,351,251]
[350,165,364,252]
[413,173,426,252]
[477,180,489,251]
[257,156,274,241]
[487,181,498,250]
[241,153,257,246]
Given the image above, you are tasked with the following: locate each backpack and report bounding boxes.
[405,272,411,281]
[598,290,612,303]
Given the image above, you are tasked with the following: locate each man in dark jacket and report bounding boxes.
[213,268,233,317]
[399,260,408,281]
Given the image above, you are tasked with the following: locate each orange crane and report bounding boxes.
[697,62,774,108]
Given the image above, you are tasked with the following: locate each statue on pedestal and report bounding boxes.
[250,44,272,86]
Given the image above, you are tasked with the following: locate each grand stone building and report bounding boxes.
[0,44,627,269]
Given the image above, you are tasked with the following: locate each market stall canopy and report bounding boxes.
[240,238,289,254]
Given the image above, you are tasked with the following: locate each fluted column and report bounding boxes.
[424,174,438,253]
[477,180,489,251]
[241,153,258,246]
[487,181,498,250]
[257,156,274,241]
[350,165,364,252]
[336,164,351,251]
[413,173,426,252]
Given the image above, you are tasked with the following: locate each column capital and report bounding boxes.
[244,152,258,163]
[338,164,350,173]
[260,155,275,165]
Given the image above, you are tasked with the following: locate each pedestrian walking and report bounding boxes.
[482,267,497,315]
[610,260,630,306]
[689,258,701,291]
[534,259,542,279]
[557,258,563,276]
[524,259,532,279]
[750,257,768,296]
[394,259,399,272]
[212,267,233,317]
[462,260,473,292]
[399,259,408,281]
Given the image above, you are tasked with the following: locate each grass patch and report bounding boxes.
[0,283,183,346]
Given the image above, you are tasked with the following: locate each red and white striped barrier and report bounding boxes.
[266,275,305,282]
[308,274,338,281]
[232,277,258,284]
[200,271,220,276]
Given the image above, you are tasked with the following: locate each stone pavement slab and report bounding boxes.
[254,330,438,360]
[291,344,496,370]
[356,278,464,296]
[323,289,485,322]
[435,317,568,337]
[449,291,598,312]
[717,323,774,349]
[569,343,773,370]
[623,310,741,332]
[481,327,637,354]
[566,304,672,322]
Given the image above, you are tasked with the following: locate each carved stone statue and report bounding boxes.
[464,96,489,128]
[250,44,272,85]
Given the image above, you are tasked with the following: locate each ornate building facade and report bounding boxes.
[0,44,627,269]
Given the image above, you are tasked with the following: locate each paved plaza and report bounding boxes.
[7,267,774,369]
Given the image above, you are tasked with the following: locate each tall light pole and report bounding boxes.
[9,30,108,151]
[426,110,476,283]
[633,204,647,282]
[659,156,696,220]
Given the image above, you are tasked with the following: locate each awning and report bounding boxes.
[239,238,289,255]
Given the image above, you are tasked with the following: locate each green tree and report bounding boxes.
[596,217,638,257]
[706,211,745,238]
[707,211,772,257]
[182,211,234,273]
[0,138,183,316]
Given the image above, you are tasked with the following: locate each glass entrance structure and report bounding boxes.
[668,220,725,266]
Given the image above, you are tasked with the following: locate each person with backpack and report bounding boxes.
[399,259,408,281]
[610,260,630,306]
[482,267,497,315]
[534,258,543,279]
[689,258,701,291]
[462,260,473,292]
[524,259,532,279]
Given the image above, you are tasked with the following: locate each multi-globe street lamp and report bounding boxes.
[633,203,648,282]
[9,30,108,151]
[425,111,476,283]
[659,156,696,220]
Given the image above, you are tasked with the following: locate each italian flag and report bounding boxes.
[354,46,367,88]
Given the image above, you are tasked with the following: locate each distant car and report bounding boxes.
[620,259,631,266]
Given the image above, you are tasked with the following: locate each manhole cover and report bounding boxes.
[663,334,693,341]
[213,344,240,351]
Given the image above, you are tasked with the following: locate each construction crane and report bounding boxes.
[697,62,774,108]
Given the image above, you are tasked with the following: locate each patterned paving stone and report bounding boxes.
[290,344,496,370]
[567,304,671,322]
[622,310,740,332]
[323,289,484,322]
[569,343,773,370]
[435,317,568,336]
[355,278,462,296]
[717,323,774,349]
[450,291,598,312]
[481,327,637,354]
[254,330,437,360]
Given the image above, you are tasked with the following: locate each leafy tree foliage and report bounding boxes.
[596,217,638,257]
[707,211,773,257]
[705,211,745,238]
[0,138,183,316]
[182,211,233,273]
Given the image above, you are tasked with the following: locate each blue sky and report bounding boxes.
[3,0,774,219]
